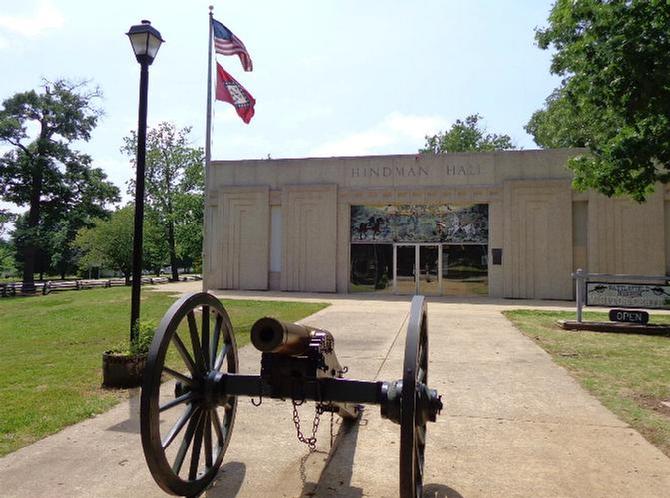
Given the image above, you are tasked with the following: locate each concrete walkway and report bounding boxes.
[1,289,669,497]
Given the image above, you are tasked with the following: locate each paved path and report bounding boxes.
[1,290,669,497]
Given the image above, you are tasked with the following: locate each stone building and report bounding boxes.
[203,148,667,299]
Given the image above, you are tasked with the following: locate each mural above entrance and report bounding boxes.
[350,204,488,244]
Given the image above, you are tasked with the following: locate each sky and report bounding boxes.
[0,0,561,214]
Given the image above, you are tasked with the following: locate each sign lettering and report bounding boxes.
[351,166,430,178]
[445,164,481,176]
[608,309,649,324]
[586,282,670,310]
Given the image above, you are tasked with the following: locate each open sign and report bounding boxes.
[609,309,649,324]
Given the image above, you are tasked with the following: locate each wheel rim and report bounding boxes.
[140,292,238,496]
[400,295,428,498]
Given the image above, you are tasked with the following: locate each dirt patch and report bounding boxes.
[630,393,670,418]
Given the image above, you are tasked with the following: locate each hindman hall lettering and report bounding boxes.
[446,164,481,176]
[350,163,483,178]
[351,166,429,178]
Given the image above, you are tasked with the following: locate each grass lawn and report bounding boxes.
[504,309,670,457]
[0,287,328,457]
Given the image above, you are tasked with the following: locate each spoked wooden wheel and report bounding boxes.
[141,292,238,497]
[399,295,429,498]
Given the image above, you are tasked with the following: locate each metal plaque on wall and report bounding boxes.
[586,282,670,310]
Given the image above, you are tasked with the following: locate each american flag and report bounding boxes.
[212,18,253,72]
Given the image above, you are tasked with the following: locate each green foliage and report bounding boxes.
[121,122,204,279]
[0,209,14,238]
[75,205,170,280]
[142,209,169,275]
[174,192,203,271]
[108,320,156,356]
[420,114,515,154]
[525,88,593,149]
[75,206,134,280]
[0,239,16,277]
[528,1,670,201]
[0,80,119,282]
[10,213,51,278]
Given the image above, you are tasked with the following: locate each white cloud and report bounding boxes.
[0,0,64,38]
[308,112,449,157]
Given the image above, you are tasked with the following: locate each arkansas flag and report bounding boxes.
[216,63,255,124]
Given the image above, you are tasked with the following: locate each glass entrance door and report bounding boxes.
[394,245,417,294]
[393,244,442,295]
[441,244,489,296]
[419,245,441,295]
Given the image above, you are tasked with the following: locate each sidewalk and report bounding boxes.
[0,290,669,497]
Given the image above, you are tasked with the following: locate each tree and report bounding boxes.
[121,122,204,281]
[0,209,15,239]
[527,1,670,202]
[46,163,119,278]
[75,206,163,283]
[420,114,515,154]
[0,239,16,278]
[75,207,133,284]
[0,80,120,290]
[173,191,204,272]
[525,88,594,149]
[142,209,169,276]
[10,213,51,281]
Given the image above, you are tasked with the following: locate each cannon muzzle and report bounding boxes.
[250,317,315,355]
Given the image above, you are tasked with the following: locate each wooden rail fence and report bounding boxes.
[0,275,201,298]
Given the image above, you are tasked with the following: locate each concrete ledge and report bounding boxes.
[557,320,670,335]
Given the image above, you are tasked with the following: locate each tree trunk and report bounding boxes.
[21,246,36,293]
[168,220,179,282]
[21,167,43,293]
[21,128,50,293]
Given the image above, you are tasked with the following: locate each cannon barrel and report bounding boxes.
[250,317,317,355]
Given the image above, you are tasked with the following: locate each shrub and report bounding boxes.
[108,320,156,356]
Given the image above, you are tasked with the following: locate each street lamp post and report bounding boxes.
[126,20,164,344]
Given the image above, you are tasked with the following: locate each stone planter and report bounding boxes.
[102,351,147,388]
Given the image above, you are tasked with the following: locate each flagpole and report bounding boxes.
[203,5,214,291]
[205,6,214,177]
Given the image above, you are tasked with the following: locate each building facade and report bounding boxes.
[204,149,668,299]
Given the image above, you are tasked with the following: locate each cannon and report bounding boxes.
[140,292,443,497]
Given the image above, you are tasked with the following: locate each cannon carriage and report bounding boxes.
[140,292,443,497]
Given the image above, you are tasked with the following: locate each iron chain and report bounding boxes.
[329,409,334,448]
[291,399,323,452]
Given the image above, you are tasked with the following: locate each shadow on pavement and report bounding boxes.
[206,461,246,497]
[300,415,364,497]
[423,483,465,497]
[106,390,141,433]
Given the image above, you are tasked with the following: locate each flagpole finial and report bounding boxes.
[209,5,214,12]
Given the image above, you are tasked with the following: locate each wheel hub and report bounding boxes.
[381,380,443,425]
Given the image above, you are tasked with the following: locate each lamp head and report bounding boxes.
[126,20,164,65]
